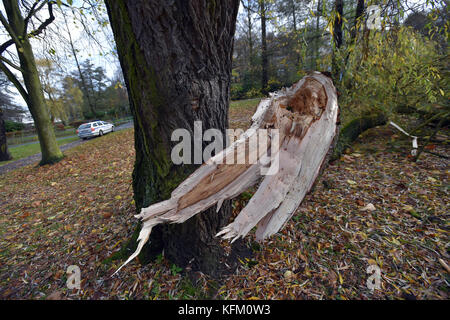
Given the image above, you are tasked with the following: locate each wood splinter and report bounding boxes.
[114,72,339,274]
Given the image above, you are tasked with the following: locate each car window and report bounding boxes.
[79,124,91,129]
[93,123,98,127]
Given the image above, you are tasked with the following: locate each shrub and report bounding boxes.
[4,120,25,132]
[266,78,283,93]
[69,120,86,128]
[55,123,66,131]
[231,84,245,100]
[245,88,263,99]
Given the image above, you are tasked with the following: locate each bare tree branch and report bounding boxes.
[0,55,23,72]
[0,60,29,104]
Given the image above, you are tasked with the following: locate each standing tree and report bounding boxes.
[331,0,343,80]
[259,0,269,93]
[105,0,241,276]
[0,0,63,165]
[36,58,68,124]
[72,60,108,118]
[61,76,84,122]
[0,107,11,162]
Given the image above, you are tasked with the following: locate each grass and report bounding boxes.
[1,136,80,166]
[230,98,262,111]
[7,128,77,146]
[229,98,261,130]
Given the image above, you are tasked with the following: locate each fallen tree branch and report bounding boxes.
[330,112,387,161]
[114,72,339,274]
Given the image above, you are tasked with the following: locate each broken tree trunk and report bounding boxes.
[115,72,339,273]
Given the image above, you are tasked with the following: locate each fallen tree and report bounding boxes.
[330,112,387,161]
[115,72,339,273]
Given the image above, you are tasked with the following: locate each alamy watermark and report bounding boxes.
[170,121,280,175]
[366,5,382,30]
[66,265,81,290]
[366,264,381,291]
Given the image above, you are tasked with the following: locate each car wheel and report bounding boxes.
[99,130,103,137]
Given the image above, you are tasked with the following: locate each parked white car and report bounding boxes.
[77,121,114,139]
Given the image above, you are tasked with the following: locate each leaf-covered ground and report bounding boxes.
[0,113,448,300]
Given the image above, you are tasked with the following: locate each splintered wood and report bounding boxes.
[115,72,339,273]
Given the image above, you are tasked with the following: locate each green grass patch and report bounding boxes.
[230,98,261,111]
[1,136,80,166]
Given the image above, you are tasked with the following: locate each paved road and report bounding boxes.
[0,121,134,176]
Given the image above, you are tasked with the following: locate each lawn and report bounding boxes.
[229,98,261,129]
[0,102,448,300]
[1,136,80,167]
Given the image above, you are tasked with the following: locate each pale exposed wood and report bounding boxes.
[115,72,339,273]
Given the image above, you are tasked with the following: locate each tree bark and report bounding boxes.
[1,0,63,165]
[0,108,11,161]
[105,0,240,276]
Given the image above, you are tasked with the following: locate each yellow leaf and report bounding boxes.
[338,272,343,285]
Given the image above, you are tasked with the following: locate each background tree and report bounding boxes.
[71,59,108,118]
[0,108,11,161]
[61,76,84,122]
[0,0,63,164]
[259,0,269,92]
[36,58,69,124]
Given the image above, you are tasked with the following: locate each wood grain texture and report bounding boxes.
[114,72,339,273]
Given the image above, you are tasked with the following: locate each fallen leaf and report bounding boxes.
[46,291,63,300]
[360,203,376,212]
[102,212,113,219]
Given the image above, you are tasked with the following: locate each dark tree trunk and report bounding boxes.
[0,108,11,162]
[246,1,254,69]
[313,0,322,70]
[351,0,365,42]
[341,0,365,77]
[105,0,240,276]
[332,0,344,80]
[260,0,268,93]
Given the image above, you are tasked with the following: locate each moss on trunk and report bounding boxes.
[331,112,387,161]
